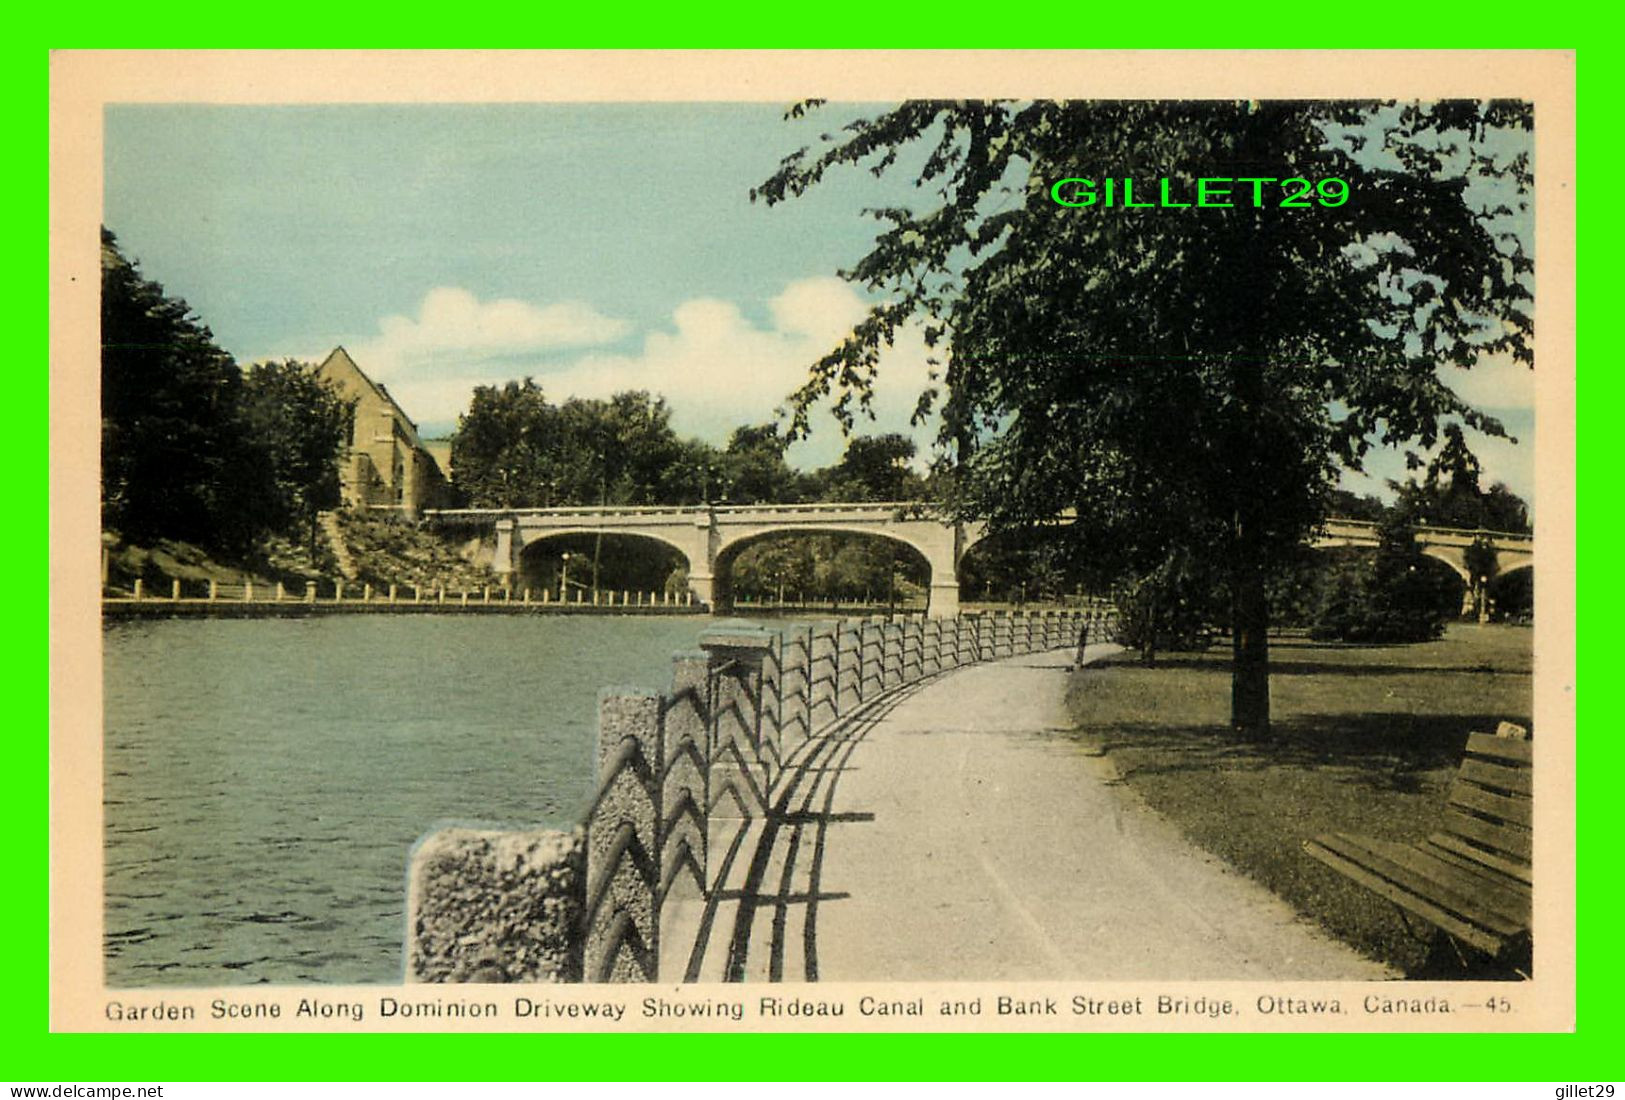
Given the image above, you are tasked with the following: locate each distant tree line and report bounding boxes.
[101,229,353,559]
[449,378,926,509]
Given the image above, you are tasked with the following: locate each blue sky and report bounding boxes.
[103,102,1536,505]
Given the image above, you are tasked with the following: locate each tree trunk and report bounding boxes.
[1140,584,1158,667]
[1231,560,1271,735]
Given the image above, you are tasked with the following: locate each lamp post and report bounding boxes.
[1478,574,1489,624]
[560,552,574,601]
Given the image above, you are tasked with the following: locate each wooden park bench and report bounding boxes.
[1303,726,1532,973]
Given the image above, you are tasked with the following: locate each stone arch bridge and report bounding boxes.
[421,504,1534,619]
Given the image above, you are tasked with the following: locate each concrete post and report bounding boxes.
[245,581,254,602]
[482,585,490,604]
[209,578,218,601]
[276,581,286,602]
[882,623,903,689]
[779,627,812,760]
[132,578,143,601]
[586,690,662,983]
[810,624,839,729]
[759,634,784,784]
[662,654,710,905]
[388,583,397,604]
[171,578,181,601]
[837,625,861,715]
[306,580,317,603]
[700,631,774,885]
[101,547,110,588]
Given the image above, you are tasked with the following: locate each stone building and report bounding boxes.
[315,347,450,519]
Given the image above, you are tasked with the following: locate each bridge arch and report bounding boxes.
[1487,561,1534,622]
[515,528,694,600]
[710,526,937,613]
[1420,545,1473,586]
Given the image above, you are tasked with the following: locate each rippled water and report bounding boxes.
[103,614,712,987]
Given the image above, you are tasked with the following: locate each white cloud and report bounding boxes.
[351,276,941,469]
[351,286,630,383]
[1437,350,1535,411]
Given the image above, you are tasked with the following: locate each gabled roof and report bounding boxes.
[316,346,423,447]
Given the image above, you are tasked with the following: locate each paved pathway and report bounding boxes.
[667,645,1393,983]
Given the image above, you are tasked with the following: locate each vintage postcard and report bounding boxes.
[50,49,1576,1033]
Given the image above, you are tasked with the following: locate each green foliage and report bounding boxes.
[101,228,256,550]
[452,382,721,508]
[755,99,1533,732]
[241,359,354,552]
[819,432,925,502]
[101,230,353,557]
[718,423,807,504]
[1110,554,1225,660]
[1395,423,1531,533]
[336,512,496,592]
[1309,518,1459,643]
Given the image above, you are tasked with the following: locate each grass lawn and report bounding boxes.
[1064,623,1533,975]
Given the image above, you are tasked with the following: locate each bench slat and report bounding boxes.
[1440,807,1532,863]
[1312,834,1529,933]
[1364,838,1530,925]
[1458,757,1533,796]
[1465,732,1533,766]
[1303,839,1509,957]
[1447,778,1533,829]
[1425,834,1534,888]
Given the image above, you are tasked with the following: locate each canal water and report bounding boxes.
[102,614,723,987]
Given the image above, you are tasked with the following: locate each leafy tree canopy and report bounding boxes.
[102,230,353,558]
[102,228,254,548]
[755,99,1533,732]
[241,359,356,555]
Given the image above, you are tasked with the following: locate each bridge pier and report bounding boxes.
[492,518,517,585]
[927,579,961,620]
[688,572,716,612]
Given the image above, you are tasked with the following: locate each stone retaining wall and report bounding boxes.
[405,605,1117,983]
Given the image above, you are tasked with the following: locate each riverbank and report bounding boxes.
[1062,623,1533,974]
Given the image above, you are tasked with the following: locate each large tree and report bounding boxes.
[240,359,355,561]
[755,100,1532,734]
[101,228,258,549]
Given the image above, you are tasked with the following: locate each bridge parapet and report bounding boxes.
[403,603,1118,983]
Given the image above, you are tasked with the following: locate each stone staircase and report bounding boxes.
[318,511,359,581]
